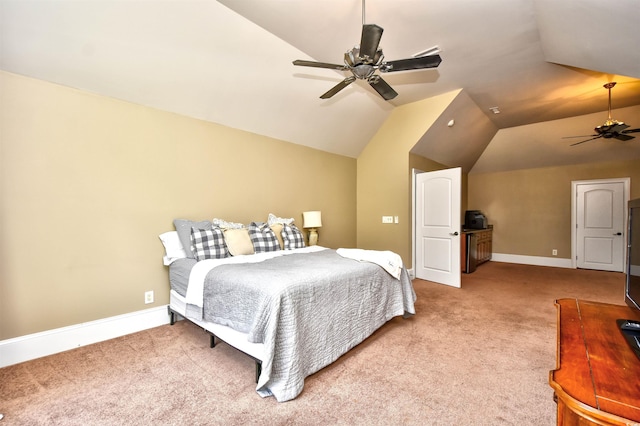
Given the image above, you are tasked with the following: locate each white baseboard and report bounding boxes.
[407,268,415,279]
[491,253,573,269]
[0,306,171,368]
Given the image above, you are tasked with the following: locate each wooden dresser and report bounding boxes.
[461,227,492,273]
[549,299,640,425]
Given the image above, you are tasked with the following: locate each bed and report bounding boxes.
[162,219,416,402]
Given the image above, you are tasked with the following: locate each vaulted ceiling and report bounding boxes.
[2,0,639,173]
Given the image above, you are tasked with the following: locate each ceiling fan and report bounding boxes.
[564,82,640,146]
[292,0,442,101]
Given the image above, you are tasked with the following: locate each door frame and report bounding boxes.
[571,177,630,270]
[411,168,422,279]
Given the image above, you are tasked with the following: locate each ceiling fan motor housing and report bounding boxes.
[344,47,383,79]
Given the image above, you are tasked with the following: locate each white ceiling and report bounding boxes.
[2,0,639,172]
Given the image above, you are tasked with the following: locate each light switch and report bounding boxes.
[382,216,393,224]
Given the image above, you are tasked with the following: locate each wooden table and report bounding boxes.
[549,299,640,425]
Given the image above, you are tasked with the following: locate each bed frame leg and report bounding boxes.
[255,361,262,383]
[168,306,176,325]
[166,308,262,384]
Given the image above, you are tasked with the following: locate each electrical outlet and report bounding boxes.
[144,290,154,304]
[552,249,558,256]
[382,216,393,224]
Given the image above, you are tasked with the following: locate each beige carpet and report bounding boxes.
[0,262,626,425]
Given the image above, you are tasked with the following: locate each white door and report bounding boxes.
[576,181,626,272]
[415,167,461,287]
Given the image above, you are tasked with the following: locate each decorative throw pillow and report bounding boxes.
[190,226,229,260]
[224,228,255,256]
[174,219,212,258]
[248,222,281,253]
[267,213,295,226]
[270,223,285,249]
[282,224,306,250]
[212,218,244,229]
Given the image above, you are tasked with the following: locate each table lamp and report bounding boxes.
[303,211,322,246]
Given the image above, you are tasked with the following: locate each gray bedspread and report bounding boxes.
[200,248,416,402]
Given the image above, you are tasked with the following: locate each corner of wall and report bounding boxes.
[356,91,461,262]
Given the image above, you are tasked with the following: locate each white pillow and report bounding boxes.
[212,218,244,229]
[267,213,294,226]
[159,231,187,265]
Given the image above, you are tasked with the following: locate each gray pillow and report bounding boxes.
[173,219,212,258]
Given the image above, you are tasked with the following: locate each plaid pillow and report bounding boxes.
[282,224,306,250]
[248,222,281,253]
[190,226,229,260]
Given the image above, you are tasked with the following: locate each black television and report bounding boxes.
[626,198,640,311]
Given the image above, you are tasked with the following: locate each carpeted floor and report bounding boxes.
[0,262,626,425]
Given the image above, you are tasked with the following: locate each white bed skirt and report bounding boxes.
[169,290,264,362]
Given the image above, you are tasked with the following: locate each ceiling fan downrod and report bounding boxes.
[599,82,624,129]
[362,0,366,26]
[603,82,616,126]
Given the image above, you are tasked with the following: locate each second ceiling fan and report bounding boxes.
[292,1,442,101]
[564,82,640,146]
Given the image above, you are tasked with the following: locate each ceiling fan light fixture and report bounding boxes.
[353,64,375,79]
[344,49,357,67]
[344,46,384,79]
[597,119,624,131]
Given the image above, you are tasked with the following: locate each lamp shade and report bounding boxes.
[303,211,322,228]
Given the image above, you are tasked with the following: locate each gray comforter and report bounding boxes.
[200,249,416,402]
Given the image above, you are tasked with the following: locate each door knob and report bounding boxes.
[450,232,459,236]
[614,232,622,236]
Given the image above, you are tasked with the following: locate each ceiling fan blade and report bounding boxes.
[320,76,356,99]
[614,133,635,141]
[293,60,347,71]
[562,134,598,139]
[359,24,384,61]
[381,54,442,72]
[368,76,398,100]
[610,123,630,132]
[622,128,640,134]
[570,135,603,146]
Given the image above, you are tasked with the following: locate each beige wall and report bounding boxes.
[0,72,357,340]
[8,69,634,341]
[356,90,461,267]
[468,159,640,258]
